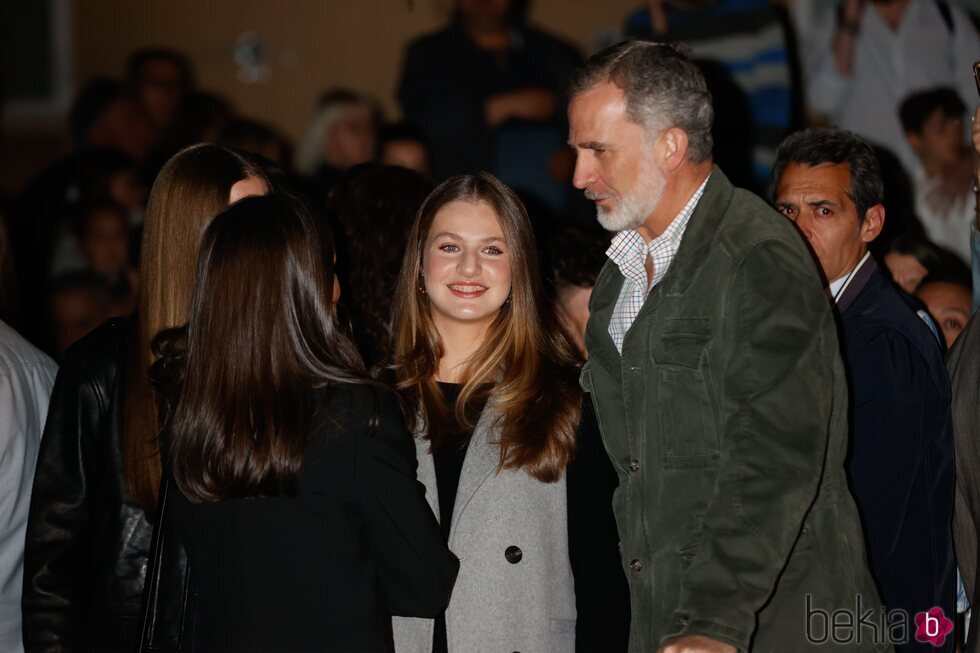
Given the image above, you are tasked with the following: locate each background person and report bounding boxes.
[21,144,268,653]
[900,88,975,266]
[773,128,956,652]
[0,319,57,653]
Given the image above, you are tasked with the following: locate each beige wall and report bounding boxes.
[71,0,640,144]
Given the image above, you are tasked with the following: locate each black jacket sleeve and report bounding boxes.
[353,387,459,617]
[21,356,103,652]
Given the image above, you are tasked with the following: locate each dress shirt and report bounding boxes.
[606,177,709,352]
[0,320,56,653]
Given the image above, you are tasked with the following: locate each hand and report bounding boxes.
[485,89,556,127]
[658,635,738,653]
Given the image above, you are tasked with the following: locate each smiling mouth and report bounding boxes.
[448,283,488,298]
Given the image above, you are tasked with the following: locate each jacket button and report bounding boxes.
[629,459,640,472]
[505,546,523,564]
[630,558,643,572]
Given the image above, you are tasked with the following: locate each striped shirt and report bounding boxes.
[606,178,709,352]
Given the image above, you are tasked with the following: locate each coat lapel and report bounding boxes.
[585,168,735,364]
[413,425,440,520]
[632,167,734,324]
[586,259,625,376]
[447,406,500,546]
[836,255,878,315]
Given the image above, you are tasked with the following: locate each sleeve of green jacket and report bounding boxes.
[667,239,838,651]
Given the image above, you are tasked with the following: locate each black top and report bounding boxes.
[157,385,458,653]
[431,382,487,653]
[432,382,486,541]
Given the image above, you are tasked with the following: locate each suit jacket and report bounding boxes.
[835,256,956,652]
[582,168,888,652]
[392,403,577,653]
[949,314,980,651]
[139,385,458,653]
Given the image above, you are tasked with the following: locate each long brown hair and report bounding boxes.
[123,144,267,515]
[390,173,581,483]
[165,193,368,502]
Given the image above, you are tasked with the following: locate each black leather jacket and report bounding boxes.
[22,318,185,652]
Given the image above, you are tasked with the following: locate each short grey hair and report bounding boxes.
[569,41,714,163]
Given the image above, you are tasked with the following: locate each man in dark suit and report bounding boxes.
[773,128,956,652]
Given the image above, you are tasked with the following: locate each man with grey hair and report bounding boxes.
[569,41,887,652]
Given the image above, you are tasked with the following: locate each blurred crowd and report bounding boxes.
[0,0,976,361]
[1,1,979,652]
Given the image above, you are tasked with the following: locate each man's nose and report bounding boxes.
[571,152,593,190]
[792,214,814,240]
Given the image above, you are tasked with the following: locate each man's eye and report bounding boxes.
[944,319,963,330]
[778,207,794,217]
[818,207,833,217]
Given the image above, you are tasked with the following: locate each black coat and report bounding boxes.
[22,319,186,652]
[141,384,459,653]
[837,257,956,651]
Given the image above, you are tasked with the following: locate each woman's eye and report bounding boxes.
[484,246,503,255]
[439,243,460,253]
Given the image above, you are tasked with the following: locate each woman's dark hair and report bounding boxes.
[123,143,268,516]
[328,163,433,364]
[164,193,368,502]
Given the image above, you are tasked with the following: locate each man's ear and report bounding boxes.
[860,204,885,243]
[658,127,689,172]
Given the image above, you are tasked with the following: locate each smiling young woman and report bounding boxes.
[389,172,629,653]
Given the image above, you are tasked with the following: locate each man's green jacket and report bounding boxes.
[582,169,890,652]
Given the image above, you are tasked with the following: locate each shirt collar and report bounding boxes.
[605,175,710,284]
[830,251,872,304]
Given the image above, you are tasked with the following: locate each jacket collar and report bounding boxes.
[447,405,500,545]
[585,166,734,371]
[835,254,878,315]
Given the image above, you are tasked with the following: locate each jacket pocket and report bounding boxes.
[677,511,705,571]
[651,320,719,468]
